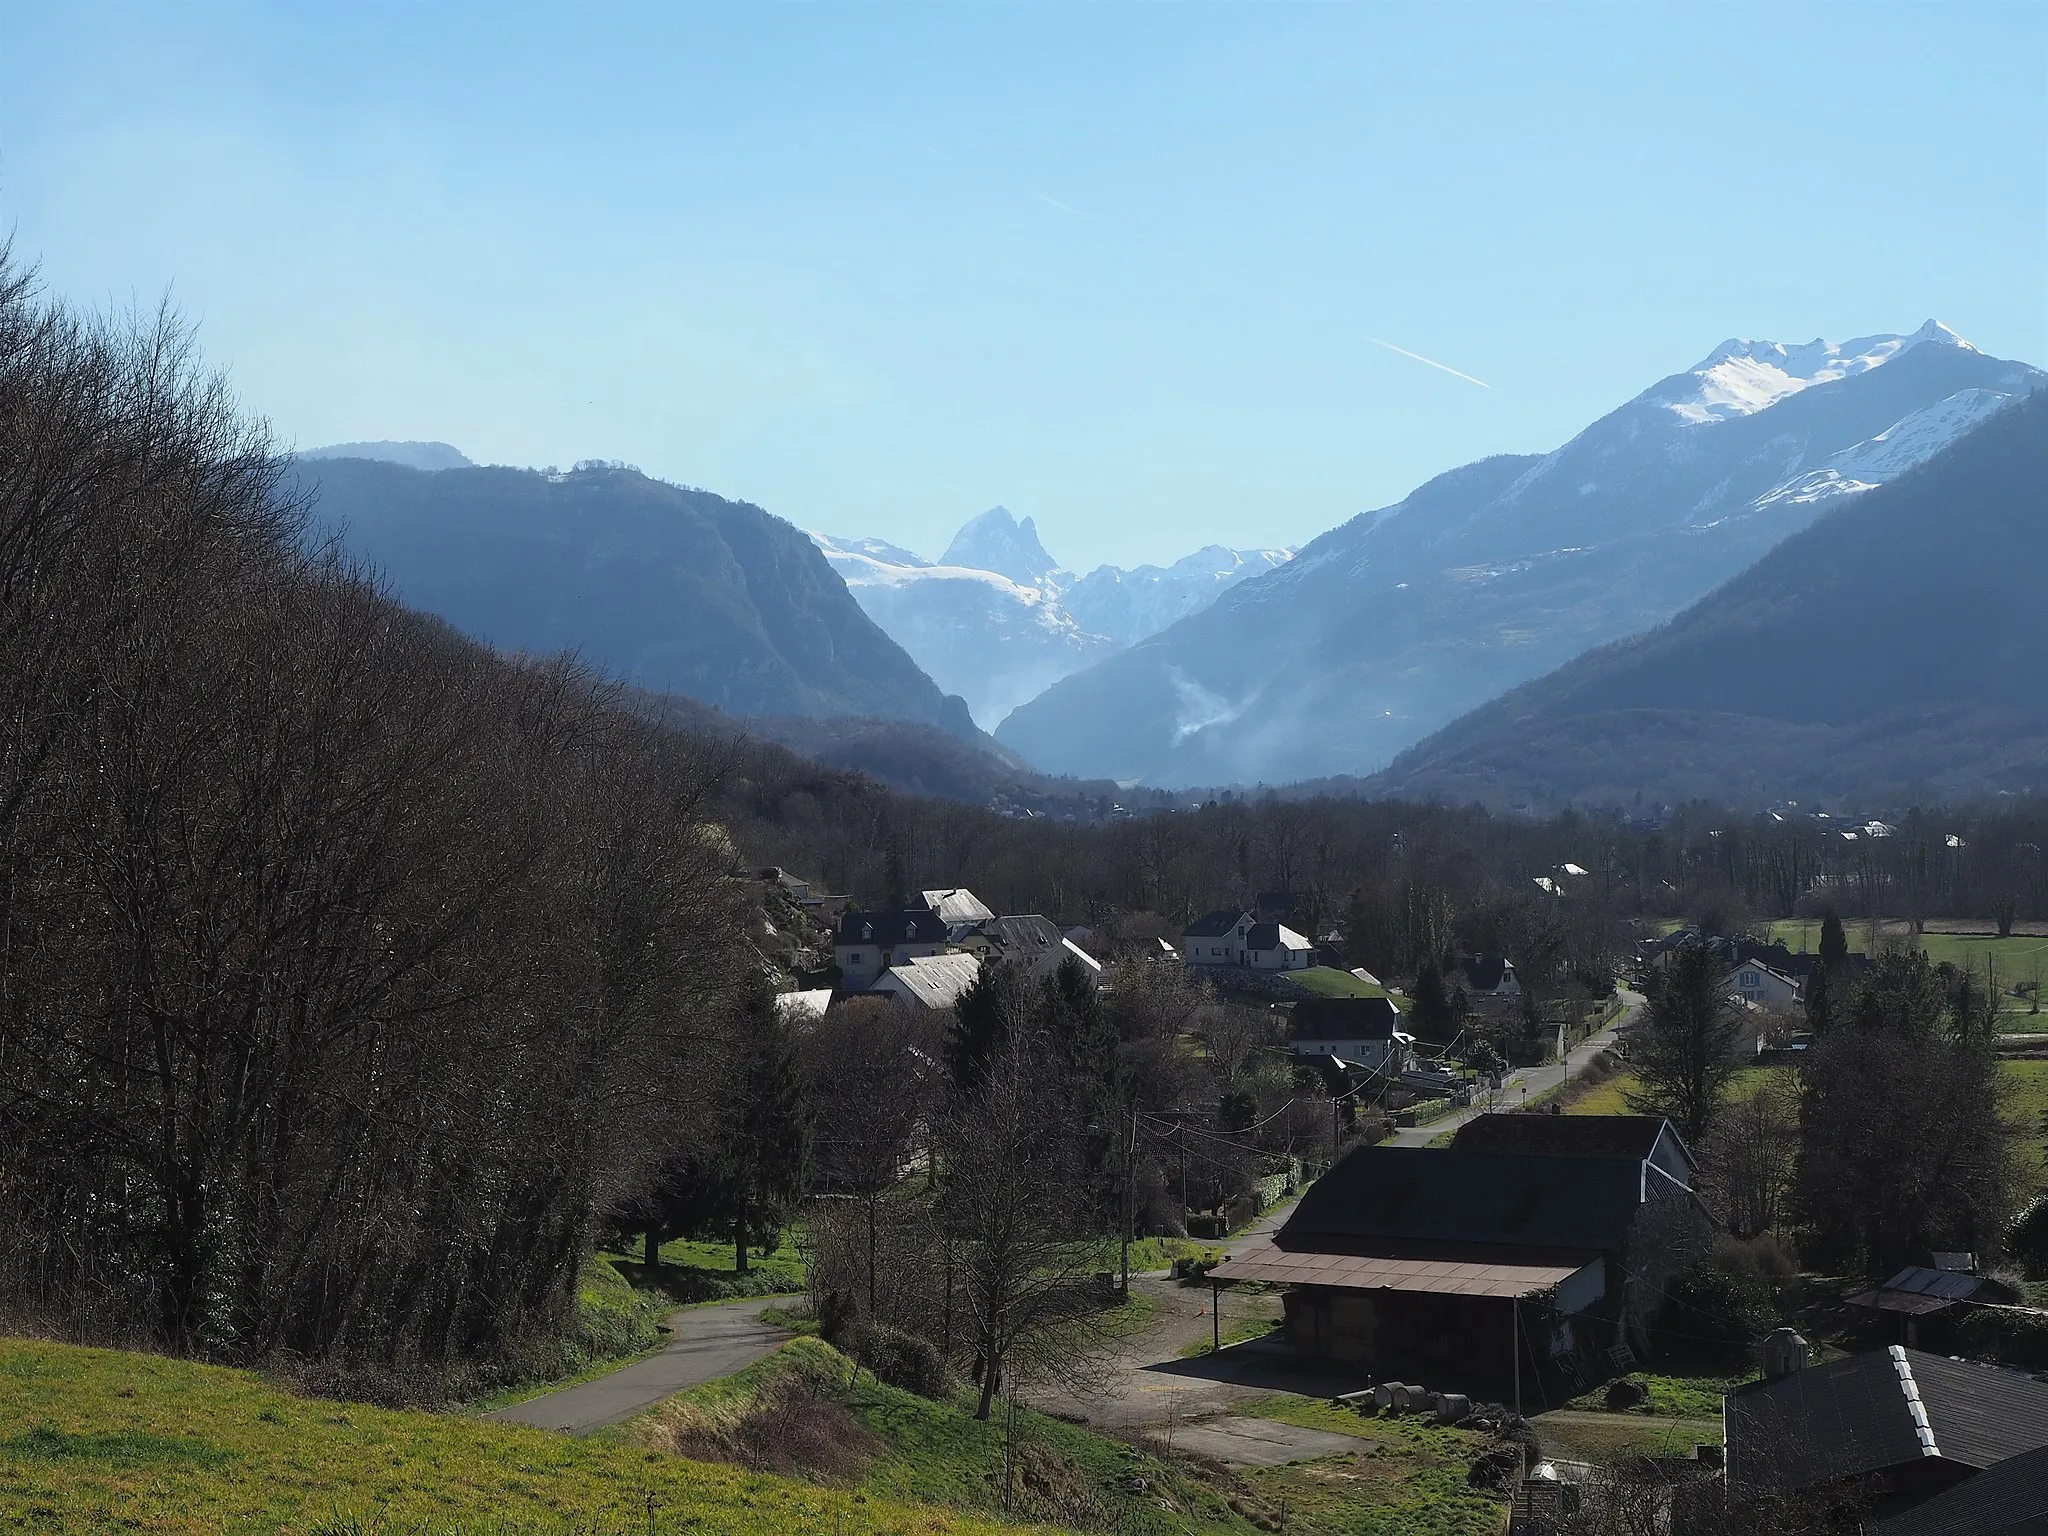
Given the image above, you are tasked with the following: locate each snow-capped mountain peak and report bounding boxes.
[1654,320,1976,425]
[940,506,1068,588]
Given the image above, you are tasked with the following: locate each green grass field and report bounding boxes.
[1290,968,1405,1007]
[1241,1397,1507,1536]
[1762,921,2047,1025]
[597,1231,809,1305]
[1564,1065,1787,1119]
[0,1336,1042,1535]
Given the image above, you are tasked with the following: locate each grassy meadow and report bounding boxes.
[0,1336,1044,1536]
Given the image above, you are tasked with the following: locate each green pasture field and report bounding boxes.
[0,1336,1043,1535]
[1289,967,1406,1006]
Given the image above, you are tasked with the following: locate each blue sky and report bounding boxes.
[3,3,2042,571]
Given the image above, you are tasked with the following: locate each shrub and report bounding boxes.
[845,1320,953,1399]
[2010,1196,2048,1278]
[1958,1307,2048,1370]
[1658,1257,1773,1364]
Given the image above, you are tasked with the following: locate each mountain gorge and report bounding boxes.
[995,322,2042,785]
[1367,385,2048,810]
[812,508,1290,727]
[296,455,984,740]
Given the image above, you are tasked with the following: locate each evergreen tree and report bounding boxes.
[949,960,1029,1087]
[1410,959,1455,1044]
[1819,908,1849,972]
[719,995,813,1273]
[1625,942,1744,1145]
[1803,956,1836,1034]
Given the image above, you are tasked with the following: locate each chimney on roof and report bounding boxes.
[1761,1327,1810,1380]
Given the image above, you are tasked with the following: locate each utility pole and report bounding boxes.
[1120,1103,1136,1296]
[1179,1121,1189,1233]
[1512,1297,1522,1419]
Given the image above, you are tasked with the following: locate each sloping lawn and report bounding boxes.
[633,1337,1261,1535]
[1290,968,1405,1006]
[0,1336,1041,1535]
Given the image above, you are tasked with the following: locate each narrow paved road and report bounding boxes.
[488,1296,789,1434]
[1386,989,1642,1147]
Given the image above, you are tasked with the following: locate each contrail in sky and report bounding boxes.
[1367,336,1491,389]
[1031,191,1091,219]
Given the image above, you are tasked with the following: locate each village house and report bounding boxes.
[1287,996,1410,1073]
[1181,910,1255,968]
[1729,957,1801,1012]
[867,951,982,1012]
[955,913,1103,986]
[1245,920,1314,971]
[1455,953,1521,1010]
[833,909,956,991]
[1726,1342,2048,1518]
[1212,1114,1711,1397]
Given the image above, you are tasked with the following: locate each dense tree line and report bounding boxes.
[0,258,757,1383]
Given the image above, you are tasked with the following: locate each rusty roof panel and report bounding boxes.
[1210,1245,1591,1298]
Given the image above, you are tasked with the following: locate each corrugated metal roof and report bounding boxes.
[1278,1145,1643,1253]
[1874,1443,2048,1535]
[1211,1245,1592,1299]
[1729,1347,2048,1499]
[1451,1113,1669,1160]
[1848,1267,1992,1316]
[871,952,981,1010]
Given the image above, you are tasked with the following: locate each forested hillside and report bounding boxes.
[1370,388,2048,811]
[297,453,984,740]
[0,259,761,1378]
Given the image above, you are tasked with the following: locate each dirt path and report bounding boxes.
[487,1297,788,1434]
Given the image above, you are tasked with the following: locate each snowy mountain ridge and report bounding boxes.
[1650,319,1973,425]
[996,322,2043,785]
[808,512,1292,728]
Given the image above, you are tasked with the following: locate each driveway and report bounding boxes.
[488,1296,789,1434]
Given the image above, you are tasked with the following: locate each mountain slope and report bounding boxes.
[813,510,1289,728]
[1061,544,1292,647]
[1366,387,2048,810]
[302,439,473,470]
[996,323,2042,784]
[298,457,981,737]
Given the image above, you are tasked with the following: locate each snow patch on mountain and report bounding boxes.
[1063,545,1292,647]
[1651,319,1974,425]
[1750,387,2020,512]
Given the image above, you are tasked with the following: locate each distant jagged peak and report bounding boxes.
[941,506,1068,587]
[301,440,473,471]
[1650,320,1978,426]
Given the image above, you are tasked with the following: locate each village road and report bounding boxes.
[487,1296,789,1434]
[1386,988,1644,1147]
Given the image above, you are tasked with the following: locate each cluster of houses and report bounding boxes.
[1641,926,1870,1015]
[827,885,1101,1012]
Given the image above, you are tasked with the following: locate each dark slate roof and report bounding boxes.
[1458,954,1514,990]
[1452,1114,1670,1160]
[1875,1443,2048,1536]
[1276,1145,1641,1255]
[1183,909,1249,939]
[979,914,1061,960]
[1246,922,1308,951]
[835,910,950,947]
[1728,1348,2048,1499]
[1291,996,1404,1042]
